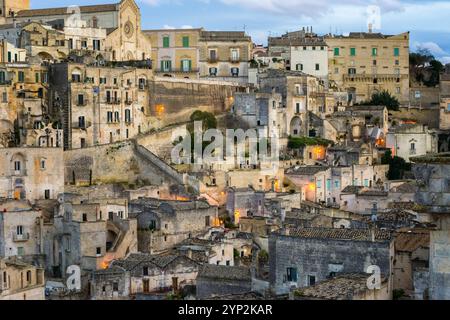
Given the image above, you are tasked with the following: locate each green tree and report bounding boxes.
[410,48,444,87]
[381,150,411,180]
[362,90,400,111]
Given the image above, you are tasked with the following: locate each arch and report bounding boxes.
[37,51,54,62]
[126,51,134,61]
[290,116,302,137]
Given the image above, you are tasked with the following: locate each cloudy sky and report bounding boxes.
[34,0,450,63]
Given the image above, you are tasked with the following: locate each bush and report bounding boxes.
[288,136,333,149]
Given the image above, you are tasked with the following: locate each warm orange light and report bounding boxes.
[234,210,241,223]
[101,260,110,270]
[313,146,325,159]
[308,183,316,191]
[155,104,165,116]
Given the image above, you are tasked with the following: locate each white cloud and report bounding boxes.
[413,41,447,56]
[441,56,450,65]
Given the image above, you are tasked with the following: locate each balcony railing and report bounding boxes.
[207,57,218,63]
[155,68,200,73]
[104,99,121,105]
[229,57,241,63]
[13,233,30,242]
[72,121,92,129]
[76,100,88,106]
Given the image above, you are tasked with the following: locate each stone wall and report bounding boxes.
[196,277,252,299]
[148,77,248,128]
[269,233,393,295]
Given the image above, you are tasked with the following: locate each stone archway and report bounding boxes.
[290,116,302,137]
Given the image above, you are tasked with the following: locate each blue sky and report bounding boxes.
[32,0,450,63]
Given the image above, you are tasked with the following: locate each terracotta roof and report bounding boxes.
[279,227,392,242]
[16,4,118,18]
[395,230,430,252]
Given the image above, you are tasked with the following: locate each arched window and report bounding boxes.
[92,16,98,28]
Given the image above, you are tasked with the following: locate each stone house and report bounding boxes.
[393,229,429,297]
[340,187,388,215]
[112,253,199,296]
[386,124,438,162]
[0,257,45,300]
[174,237,235,267]
[196,264,252,299]
[0,200,45,259]
[129,198,219,254]
[144,28,202,79]
[49,62,153,150]
[325,32,410,105]
[226,187,265,223]
[269,227,394,295]
[0,147,64,202]
[89,266,130,300]
[199,31,252,84]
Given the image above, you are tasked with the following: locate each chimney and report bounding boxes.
[368,23,373,34]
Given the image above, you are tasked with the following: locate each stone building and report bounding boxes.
[325,31,410,105]
[199,31,252,83]
[0,0,29,25]
[231,91,283,138]
[49,62,152,150]
[440,65,450,131]
[19,21,68,62]
[226,187,265,223]
[0,38,26,63]
[196,264,252,299]
[386,124,438,162]
[0,147,64,202]
[0,200,45,259]
[268,28,329,84]
[269,227,394,295]
[144,28,202,79]
[174,237,235,267]
[393,229,429,297]
[258,69,334,139]
[0,257,45,300]
[411,153,450,299]
[44,193,138,276]
[90,253,200,299]
[9,0,151,62]
[129,198,219,253]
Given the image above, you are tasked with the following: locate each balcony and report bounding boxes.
[76,99,88,107]
[344,73,407,82]
[410,149,417,155]
[155,68,200,74]
[13,233,30,242]
[72,121,92,129]
[125,99,133,105]
[229,57,241,64]
[104,99,121,105]
[207,57,218,63]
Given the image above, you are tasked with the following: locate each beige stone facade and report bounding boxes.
[0,147,64,201]
[0,257,45,300]
[326,32,410,105]
[199,31,252,83]
[144,28,202,79]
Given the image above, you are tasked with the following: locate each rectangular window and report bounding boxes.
[161,60,172,72]
[107,112,113,123]
[296,64,303,71]
[394,47,400,56]
[113,282,118,292]
[77,94,84,106]
[44,189,50,200]
[143,267,149,276]
[447,103,450,112]
[209,67,217,76]
[334,180,340,189]
[317,180,322,188]
[125,109,131,123]
[96,247,101,255]
[315,63,320,71]
[205,216,210,227]
[231,49,239,61]
[209,50,217,61]
[372,48,378,56]
[231,67,239,77]
[18,71,25,82]
[308,275,316,286]
[14,161,21,171]
[182,36,189,48]
[17,247,24,256]
[334,48,340,56]
[326,179,331,190]
[350,47,356,56]
[35,73,40,83]
[17,225,23,235]
[78,116,85,128]
[163,36,170,48]
[286,267,298,282]
[364,179,369,187]
[181,59,192,72]
[296,103,300,114]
